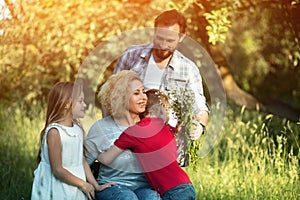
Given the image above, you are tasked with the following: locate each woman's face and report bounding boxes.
[128,79,147,116]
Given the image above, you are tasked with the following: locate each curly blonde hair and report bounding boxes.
[98,70,142,118]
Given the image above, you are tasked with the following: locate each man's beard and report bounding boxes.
[153,48,173,60]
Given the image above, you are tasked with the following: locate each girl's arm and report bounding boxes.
[83,157,116,191]
[47,128,94,200]
[97,145,123,165]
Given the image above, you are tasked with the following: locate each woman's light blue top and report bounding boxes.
[85,116,150,190]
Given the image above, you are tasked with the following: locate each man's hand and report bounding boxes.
[190,111,208,140]
[190,122,204,140]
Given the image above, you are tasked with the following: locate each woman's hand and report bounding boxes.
[80,182,95,200]
[95,182,117,192]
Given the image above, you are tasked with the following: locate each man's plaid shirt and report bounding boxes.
[114,43,209,114]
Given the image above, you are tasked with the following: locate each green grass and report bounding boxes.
[186,106,300,199]
[0,103,299,199]
[0,103,44,199]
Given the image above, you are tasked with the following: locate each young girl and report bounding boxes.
[98,89,196,200]
[31,82,114,200]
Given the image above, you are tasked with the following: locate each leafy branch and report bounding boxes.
[160,88,202,167]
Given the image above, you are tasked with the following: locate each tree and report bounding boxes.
[0,0,299,121]
[174,0,300,121]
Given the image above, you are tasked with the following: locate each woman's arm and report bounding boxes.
[47,128,95,199]
[97,145,124,165]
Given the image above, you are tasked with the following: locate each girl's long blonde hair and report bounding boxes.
[36,82,83,164]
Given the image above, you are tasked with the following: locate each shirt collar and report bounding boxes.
[168,51,182,71]
[141,44,184,71]
[140,44,153,59]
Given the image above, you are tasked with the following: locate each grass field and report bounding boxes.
[0,103,299,199]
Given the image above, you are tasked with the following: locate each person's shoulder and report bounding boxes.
[47,127,59,134]
[87,116,114,138]
[46,126,60,141]
[136,117,163,127]
[124,43,152,53]
[174,50,195,64]
[45,123,61,134]
[124,118,146,133]
[89,116,113,129]
[172,50,200,73]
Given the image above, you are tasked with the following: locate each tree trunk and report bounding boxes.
[208,45,266,111]
[193,7,300,122]
[207,44,300,122]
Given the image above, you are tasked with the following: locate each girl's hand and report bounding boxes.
[95,182,116,192]
[80,182,95,200]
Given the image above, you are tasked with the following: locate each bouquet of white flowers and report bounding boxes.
[158,88,202,167]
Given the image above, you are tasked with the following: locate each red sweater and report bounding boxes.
[115,117,191,195]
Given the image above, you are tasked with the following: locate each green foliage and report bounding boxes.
[1,0,299,112]
[0,0,165,106]
[1,1,299,199]
[1,103,299,199]
[204,7,231,45]
[168,88,196,135]
[291,0,300,6]
[223,3,300,107]
[0,104,44,199]
[164,88,202,167]
[186,105,299,199]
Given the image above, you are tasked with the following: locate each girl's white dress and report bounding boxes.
[31,123,87,200]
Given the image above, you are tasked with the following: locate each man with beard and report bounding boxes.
[113,9,209,166]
